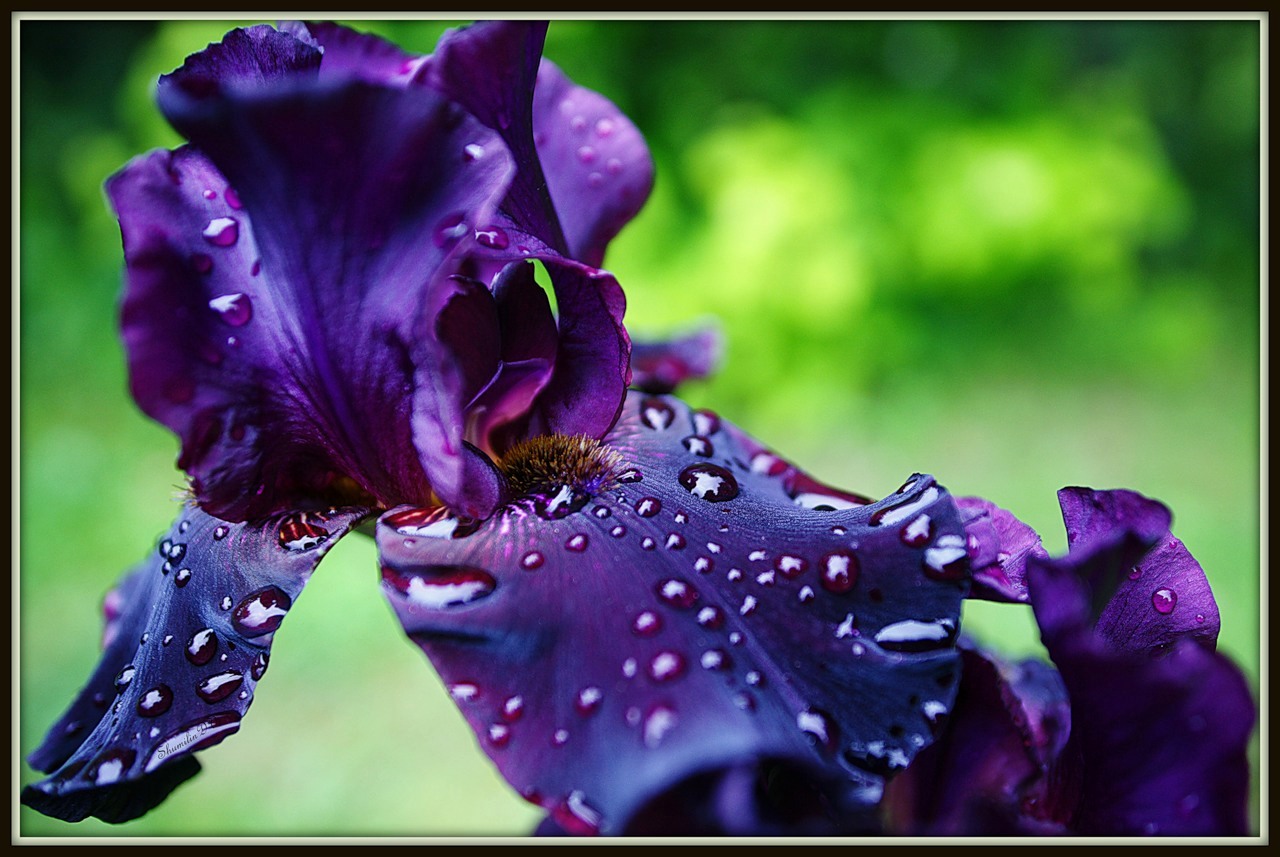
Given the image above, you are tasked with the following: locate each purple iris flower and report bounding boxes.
[884,489,1255,836]
[22,21,1254,837]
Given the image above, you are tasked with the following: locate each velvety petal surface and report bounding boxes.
[530,58,655,268]
[629,325,725,395]
[23,502,367,822]
[116,25,515,519]
[377,391,969,834]
[956,496,1048,603]
[1028,488,1254,835]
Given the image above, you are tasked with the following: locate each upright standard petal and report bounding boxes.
[956,496,1048,603]
[23,503,367,822]
[1026,488,1254,835]
[111,25,515,520]
[377,392,970,834]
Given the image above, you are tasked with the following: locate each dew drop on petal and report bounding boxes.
[522,551,545,570]
[224,187,243,209]
[551,791,602,836]
[186,629,218,666]
[565,533,589,552]
[647,650,686,682]
[463,143,486,161]
[635,497,662,517]
[433,212,469,248]
[196,670,244,704]
[381,566,496,609]
[700,649,729,671]
[640,398,675,430]
[136,684,174,717]
[487,723,511,748]
[202,217,239,247]
[678,464,739,503]
[657,578,698,609]
[696,605,724,629]
[231,586,292,637]
[208,293,253,327]
[251,653,268,681]
[797,707,838,751]
[449,682,480,702]
[923,534,969,580]
[643,704,678,748]
[575,686,603,716]
[632,610,663,636]
[173,567,192,588]
[475,226,510,249]
[819,550,859,594]
[900,514,932,547]
[114,665,136,692]
[1152,587,1177,614]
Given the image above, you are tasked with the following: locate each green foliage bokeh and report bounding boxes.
[19,17,1261,837]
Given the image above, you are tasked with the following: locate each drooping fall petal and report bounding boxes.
[23,503,367,822]
[377,391,970,834]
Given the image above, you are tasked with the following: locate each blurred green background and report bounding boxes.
[18,17,1261,838]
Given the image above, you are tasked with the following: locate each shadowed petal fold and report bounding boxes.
[377,391,969,834]
[630,325,725,395]
[22,503,368,822]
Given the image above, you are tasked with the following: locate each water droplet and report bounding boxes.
[114,665,136,692]
[749,451,787,477]
[900,514,933,547]
[635,497,662,517]
[922,534,969,580]
[487,723,511,748]
[756,570,776,586]
[617,469,642,484]
[632,610,663,636]
[595,117,616,137]
[251,653,268,680]
[875,618,956,652]
[587,172,604,188]
[679,464,739,503]
[1152,587,1177,614]
[220,596,233,611]
[162,635,173,646]
[727,567,743,582]
[739,595,758,616]
[643,704,678,748]
[136,684,174,717]
[641,537,656,550]
[575,686,603,716]
[693,556,713,574]
[231,586,292,636]
[797,708,838,751]
[224,187,243,210]
[202,217,239,247]
[433,212,468,248]
[748,549,768,562]
[174,567,192,587]
[275,514,330,551]
[640,398,675,430]
[463,143,486,161]
[605,157,623,175]
[550,791,601,836]
[836,613,859,639]
[820,550,859,594]
[553,728,570,746]
[611,525,628,538]
[196,670,244,704]
[647,650,686,682]
[692,409,720,435]
[870,485,940,527]
[88,747,136,785]
[700,649,729,671]
[522,551,545,570]
[381,566,496,609]
[774,554,808,579]
[213,525,229,540]
[798,585,815,603]
[1128,566,1142,581]
[565,533,589,552]
[449,682,479,702]
[202,189,217,200]
[622,657,638,678]
[475,226,510,249]
[145,712,242,773]
[1195,613,1206,624]
[577,145,597,164]
[674,511,688,524]
[682,435,714,457]
[186,629,218,666]
[535,484,590,520]
[696,605,725,629]
[793,492,860,511]
[746,670,765,687]
[665,533,686,550]
[656,578,698,608]
[208,293,253,327]
[706,542,722,554]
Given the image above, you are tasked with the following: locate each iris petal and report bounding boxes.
[110,25,516,520]
[956,496,1048,603]
[629,325,725,395]
[377,391,969,834]
[22,502,368,822]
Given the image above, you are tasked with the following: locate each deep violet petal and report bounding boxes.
[423,21,567,254]
[121,27,516,519]
[22,502,368,823]
[377,391,969,834]
[882,645,1074,835]
[629,325,725,395]
[1026,490,1254,835]
[530,58,655,268]
[280,21,428,85]
[956,496,1048,604]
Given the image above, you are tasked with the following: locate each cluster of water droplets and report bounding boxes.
[373,394,973,831]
